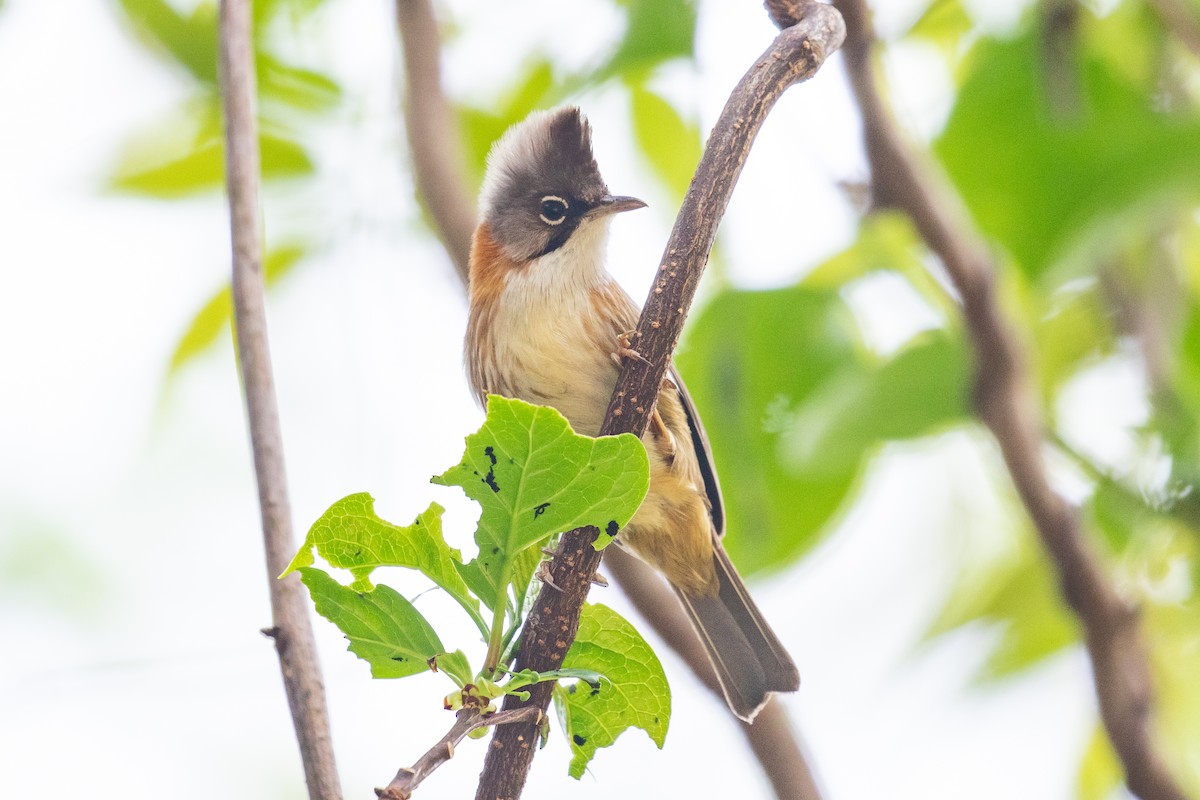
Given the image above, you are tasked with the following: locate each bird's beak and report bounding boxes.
[584,194,648,219]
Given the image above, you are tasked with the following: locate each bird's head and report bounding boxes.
[473,106,646,267]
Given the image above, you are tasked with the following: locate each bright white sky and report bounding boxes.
[0,0,1115,798]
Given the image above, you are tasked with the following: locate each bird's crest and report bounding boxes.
[479,106,607,218]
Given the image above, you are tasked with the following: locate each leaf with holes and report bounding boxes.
[283,494,481,629]
[298,567,443,679]
[555,602,669,778]
[433,396,649,611]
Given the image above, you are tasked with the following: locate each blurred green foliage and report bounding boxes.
[112,0,337,375]
[112,0,337,197]
[167,244,305,374]
[936,21,1200,280]
[454,0,701,200]
[880,2,1200,796]
[676,224,971,571]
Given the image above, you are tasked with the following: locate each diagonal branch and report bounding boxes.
[474,5,846,799]
[1146,0,1200,61]
[218,2,342,798]
[376,707,544,800]
[833,2,1189,799]
[395,0,476,285]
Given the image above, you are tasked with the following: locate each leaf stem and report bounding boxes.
[482,588,509,676]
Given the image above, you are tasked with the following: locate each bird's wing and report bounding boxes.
[594,280,725,536]
[667,365,725,538]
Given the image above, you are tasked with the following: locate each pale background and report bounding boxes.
[0,0,1122,797]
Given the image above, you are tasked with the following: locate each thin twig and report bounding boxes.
[605,549,825,800]
[395,0,476,284]
[376,707,544,800]
[218,2,342,798]
[474,6,846,799]
[833,2,1189,798]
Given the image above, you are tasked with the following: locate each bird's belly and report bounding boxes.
[492,312,617,437]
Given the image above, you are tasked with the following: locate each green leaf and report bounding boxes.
[298,567,443,679]
[456,60,556,187]
[678,270,968,574]
[117,0,218,84]
[928,533,1079,679]
[780,332,970,476]
[907,0,972,50]
[1156,295,1200,500]
[597,0,697,80]
[284,494,481,628]
[112,132,312,197]
[119,0,339,105]
[1077,723,1121,800]
[1145,602,1200,794]
[168,244,306,375]
[510,544,543,621]
[433,396,650,610]
[936,28,1200,279]
[804,212,964,322]
[254,0,333,26]
[628,83,701,201]
[259,54,342,112]
[1031,281,1113,403]
[556,603,669,779]
[1085,476,1146,553]
[677,286,859,573]
[112,136,224,196]
[433,650,474,688]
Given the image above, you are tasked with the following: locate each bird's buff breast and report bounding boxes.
[482,279,622,436]
[467,219,636,435]
[465,239,717,596]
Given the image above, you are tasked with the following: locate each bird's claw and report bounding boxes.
[535,560,563,592]
[611,331,650,367]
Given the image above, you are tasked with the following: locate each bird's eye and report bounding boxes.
[539,196,569,225]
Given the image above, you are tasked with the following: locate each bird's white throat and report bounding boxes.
[500,217,613,313]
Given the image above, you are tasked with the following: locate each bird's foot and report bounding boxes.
[535,560,563,592]
[610,330,651,367]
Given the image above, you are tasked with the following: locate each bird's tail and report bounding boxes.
[675,542,799,722]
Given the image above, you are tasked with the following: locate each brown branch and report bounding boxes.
[605,549,825,800]
[474,6,846,799]
[833,2,1189,799]
[1038,0,1082,120]
[217,2,342,798]
[376,707,544,800]
[395,0,476,284]
[1147,0,1200,61]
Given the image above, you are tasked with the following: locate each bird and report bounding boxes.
[463,105,798,722]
